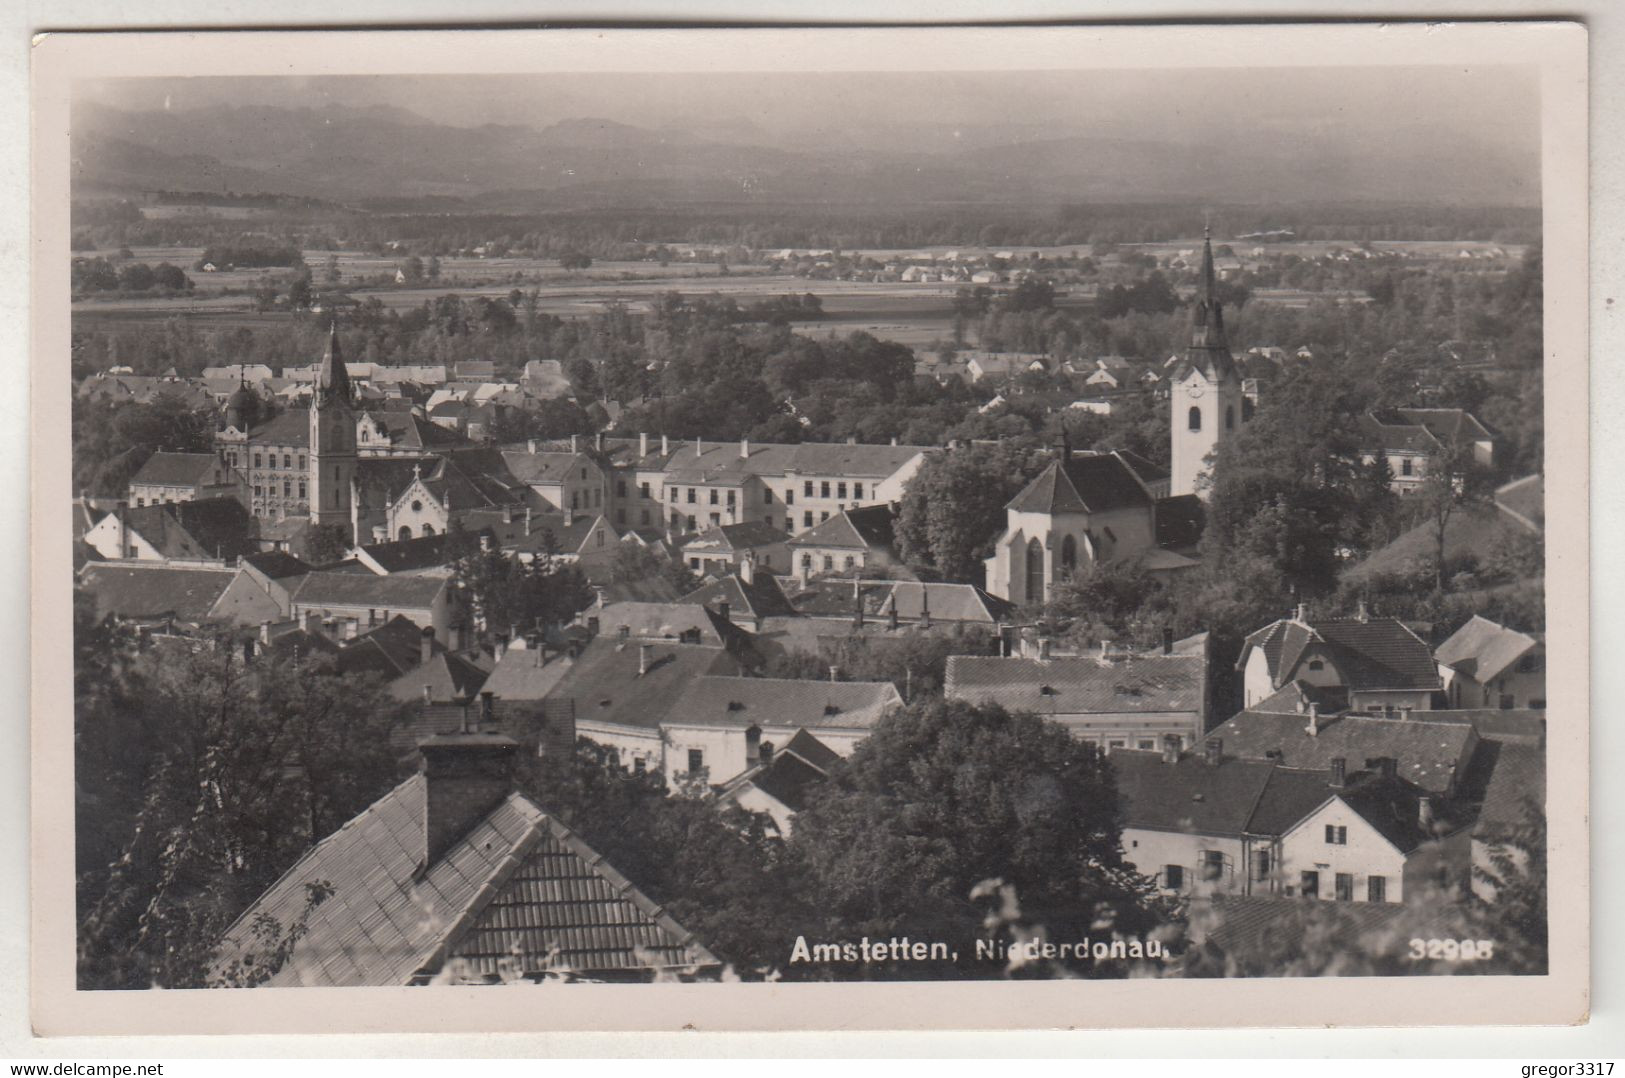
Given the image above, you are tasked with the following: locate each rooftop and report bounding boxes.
[544,638,742,730]
[291,571,448,610]
[1006,452,1156,515]
[130,451,224,488]
[663,675,903,732]
[1434,615,1540,685]
[1203,710,1475,795]
[946,651,1204,715]
[79,563,235,623]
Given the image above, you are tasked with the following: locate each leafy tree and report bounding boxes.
[301,523,353,566]
[609,541,700,596]
[895,441,1048,583]
[72,397,218,497]
[1412,432,1494,593]
[559,250,593,271]
[151,262,192,291]
[75,633,407,989]
[453,546,594,642]
[117,262,156,292]
[785,698,1165,979]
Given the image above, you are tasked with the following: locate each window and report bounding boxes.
[640,482,651,500]
[580,468,587,480]
[727,490,735,506]
[1325,825,1347,845]
[1188,406,1202,432]
[801,554,813,574]
[1253,850,1271,882]
[283,453,292,469]
[422,524,436,537]
[1060,534,1077,573]
[804,481,814,498]
[709,513,720,525]
[785,489,794,505]
[617,481,627,497]
[820,511,830,522]
[1225,406,1235,431]
[822,555,834,572]
[1137,739,1155,751]
[1241,398,1254,422]
[571,492,579,510]
[687,749,704,774]
[843,556,855,570]
[687,488,697,504]
[1401,458,1413,477]
[411,499,423,513]
[821,481,831,498]
[1300,870,1320,898]
[368,609,377,626]
[135,497,145,507]
[1025,537,1045,602]
[686,515,696,531]
[837,482,847,499]
[298,454,306,469]
[689,557,700,570]
[253,452,263,468]
[670,487,679,502]
[1335,873,1354,901]
[283,481,291,497]
[1201,850,1225,882]
[854,481,864,499]
[804,511,813,528]
[1107,739,1126,749]
[1308,659,1324,671]
[709,490,719,505]
[298,481,306,499]
[399,526,413,541]
[253,485,262,498]
[764,488,774,504]
[1164,865,1184,891]
[633,757,646,775]
[1367,875,1387,903]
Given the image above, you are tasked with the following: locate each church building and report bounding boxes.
[1169,226,1249,498]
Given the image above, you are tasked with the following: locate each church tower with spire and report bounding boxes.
[309,322,357,537]
[1169,227,1246,499]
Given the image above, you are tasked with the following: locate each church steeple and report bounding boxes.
[315,320,352,409]
[1176,225,1238,381]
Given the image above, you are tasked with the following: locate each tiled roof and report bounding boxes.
[358,533,466,574]
[548,639,741,730]
[78,564,235,623]
[1203,711,1474,795]
[479,646,579,702]
[1435,615,1539,685]
[1112,750,1276,835]
[1474,741,1545,837]
[787,504,896,552]
[1242,616,1439,693]
[592,574,682,605]
[1250,680,1350,716]
[389,649,489,703]
[682,574,798,621]
[1394,407,1494,445]
[742,750,831,814]
[130,451,222,488]
[1333,778,1467,854]
[1358,413,1438,455]
[945,652,1204,715]
[216,775,714,985]
[363,411,468,450]
[499,450,593,486]
[243,550,314,581]
[1243,767,1341,837]
[338,616,441,679]
[780,727,842,772]
[248,409,312,448]
[663,676,903,732]
[1006,453,1155,515]
[594,601,738,647]
[1114,449,1170,486]
[291,571,447,610]
[116,498,257,562]
[884,581,1015,624]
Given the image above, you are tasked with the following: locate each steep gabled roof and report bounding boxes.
[787,504,897,552]
[114,498,257,562]
[130,451,223,488]
[242,550,314,581]
[683,520,789,554]
[1241,615,1439,693]
[1435,615,1540,685]
[682,573,798,621]
[1006,452,1155,515]
[1394,407,1495,445]
[357,533,467,574]
[545,638,741,729]
[1111,749,1276,836]
[884,581,1015,624]
[214,776,716,986]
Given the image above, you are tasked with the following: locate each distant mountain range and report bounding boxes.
[71,101,1541,210]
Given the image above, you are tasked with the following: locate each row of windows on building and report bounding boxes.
[570,487,603,511]
[662,507,835,533]
[253,481,307,500]
[662,480,869,507]
[1160,857,1388,903]
[1185,400,1254,432]
[230,450,308,471]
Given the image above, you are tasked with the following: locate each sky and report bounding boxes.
[74,66,1541,159]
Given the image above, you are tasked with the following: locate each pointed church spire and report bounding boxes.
[316,319,352,408]
[1177,224,1235,381]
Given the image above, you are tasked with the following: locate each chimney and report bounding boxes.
[302,609,321,635]
[1383,703,1394,720]
[1099,639,1111,659]
[1356,599,1370,623]
[718,600,731,623]
[919,587,931,630]
[1039,637,1052,660]
[1374,757,1398,782]
[1162,627,1174,655]
[527,438,537,454]
[259,619,272,645]
[661,434,669,455]
[595,432,604,452]
[419,625,438,662]
[1295,602,1309,623]
[745,724,762,767]
[1418,796,1436,832]
[569,434,578,453]
[640,432,649,457]
[1330,757,1347,788]
[422,684,432,705]
[524,506,532,536]
[418,731,519,864]
[739,551,754,585]
[739,437,749,459]
[759,741,774,765]
[890,436,898,446]
[1306,702,1320,736]
[695,438,704,457]
[1161,734,1180,765]
[479,530,495,552]
[829,665,840,682]
[639,643,654,676]
[586,615,600,636]
[504,503,515,525]
[1203,739,1222,766]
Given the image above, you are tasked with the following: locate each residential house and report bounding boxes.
[127,451,242,507]
[287,570,451,639]
[207,550,314,625]
[682,521,790,576]
[520,359,573,399]
[681,560,798,632]
[500,447,609,517]
[1357,408,1496,494]
[946,634,1208,751]
[963,352,1049,383]
[786,503,899,580]
[351,532,465,576]
[1237,606,1441,712]
[1434,615,1545,710]
[76,562,236,632]
[212,731,717,985]
[82,497,257,567]
[714,728,842,835]
[356,411,470,458]
[656,676,902,787]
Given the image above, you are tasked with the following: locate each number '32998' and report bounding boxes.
[1408,938,1495,960]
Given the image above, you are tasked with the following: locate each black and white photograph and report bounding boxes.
[28,22,1589,1034]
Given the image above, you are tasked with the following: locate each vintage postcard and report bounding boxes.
[29,22,1588,1035]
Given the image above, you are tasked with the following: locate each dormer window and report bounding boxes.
[1308,659,1324,671]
